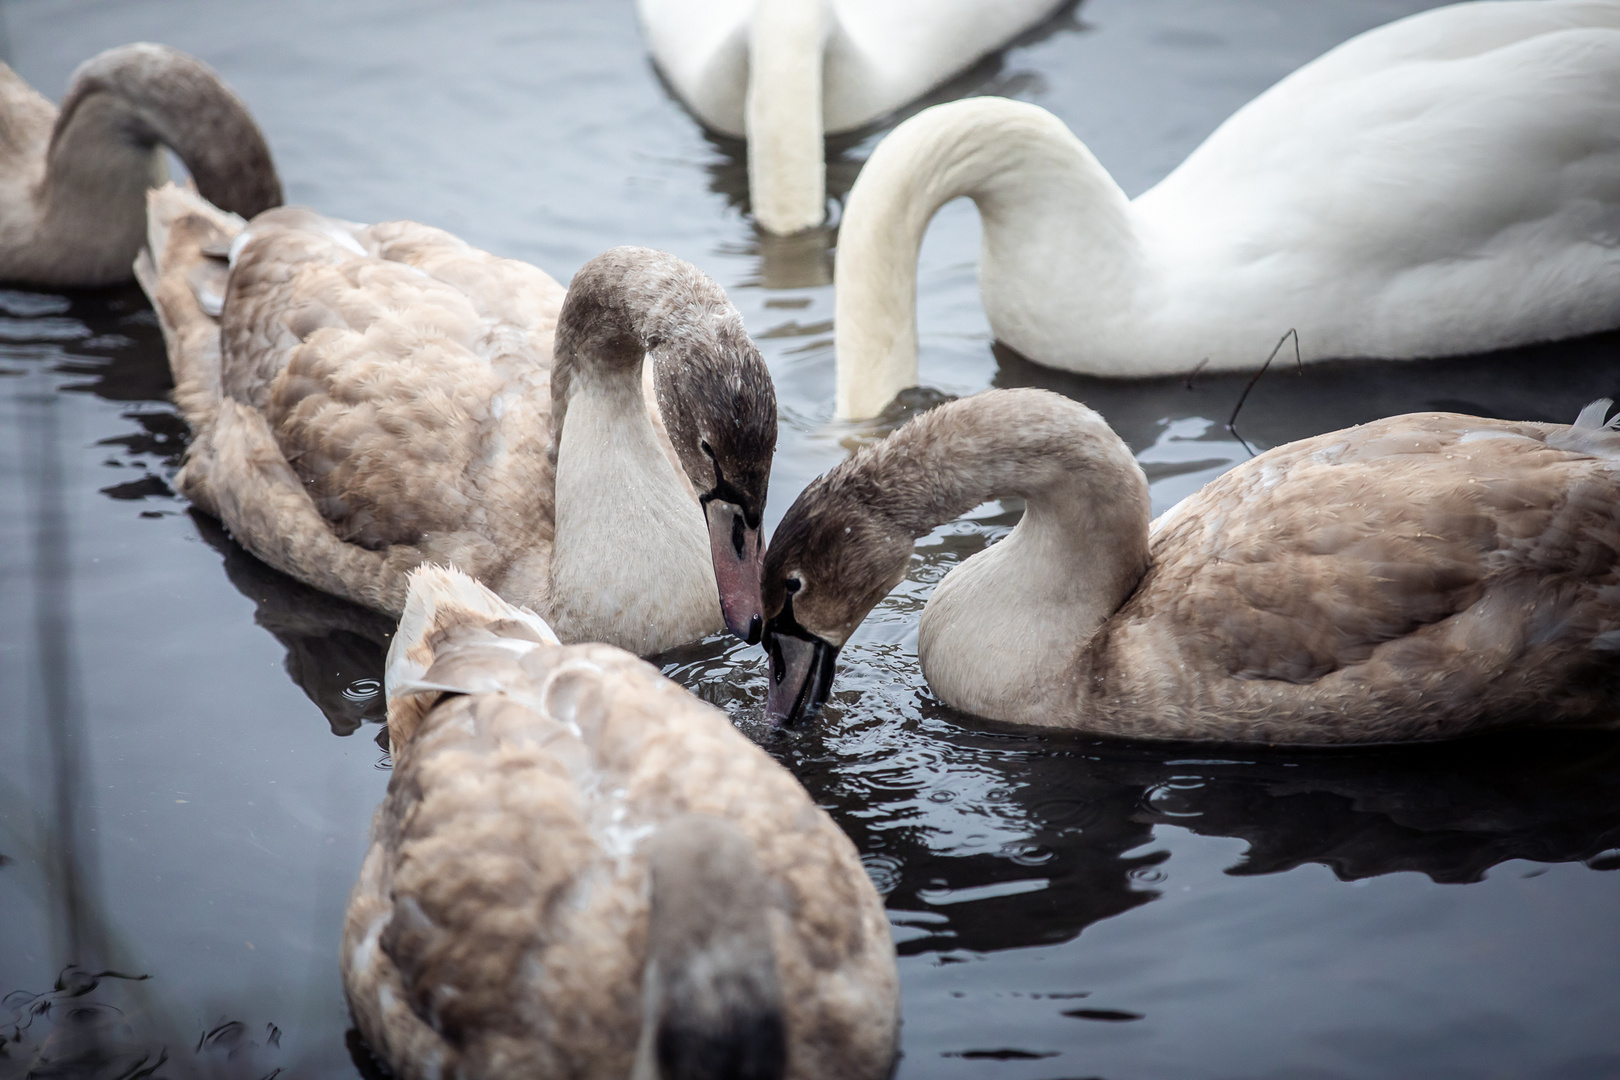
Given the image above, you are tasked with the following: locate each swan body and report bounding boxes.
[0,44,280,287]
[136,184,777,656]
[637,0,1066,233]
[762,389,1620,744]
[343,565,899,1080]
[834,0,1620,418]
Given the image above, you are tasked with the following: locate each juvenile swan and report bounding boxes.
[0,44,280,287]
[136,185,777,655]
[637,0,1066,234]
[762,389,1620,743]
[834,0,1620,417]
[344,565,899,1080]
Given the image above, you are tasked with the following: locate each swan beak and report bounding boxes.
[764,621,839,727]
[704,499,765,644]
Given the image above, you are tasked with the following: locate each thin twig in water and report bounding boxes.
[1226,328,1301,456]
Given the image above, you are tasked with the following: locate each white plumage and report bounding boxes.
[638,0,1067,233]
[834,0,1620,418]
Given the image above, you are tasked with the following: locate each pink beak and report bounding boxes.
[705,500,765,644]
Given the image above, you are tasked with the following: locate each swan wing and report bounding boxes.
[220,210,563,566]
[637,0,753,135]
[822,0,1066,131]
[1103,411,1620,740]
[637,0,1066,135]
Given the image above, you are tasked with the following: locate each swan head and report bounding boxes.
[651,312,779,645]
[761,474,912,725]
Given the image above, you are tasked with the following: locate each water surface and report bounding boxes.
[3,3,1619,1078]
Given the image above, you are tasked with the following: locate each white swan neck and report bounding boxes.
[833,97,1138,420]
[548,361,720,654]
[747,0,828,235]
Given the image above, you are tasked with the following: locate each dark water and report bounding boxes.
[3,2,1619,1078]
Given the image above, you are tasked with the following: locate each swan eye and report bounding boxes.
[785,577,802,595]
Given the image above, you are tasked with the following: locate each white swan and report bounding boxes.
[344,565,899,1080]
[637,0,1067,234]
[135,184,777,656]
[0,44,279,287]
[833,0,1620,419]
[761,388,1620,744]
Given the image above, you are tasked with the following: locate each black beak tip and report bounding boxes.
[725,611,763,644]
[773,698,820,730]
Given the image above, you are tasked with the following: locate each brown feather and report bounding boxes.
[343,567,898,1080]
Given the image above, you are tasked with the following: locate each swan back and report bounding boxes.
[1084,407,1620,742]
[1133,0,1620,362]
[346,566,899,1080]
[216,207,563,603]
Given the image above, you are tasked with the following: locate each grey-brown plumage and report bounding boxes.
[762,388,1620,743]
[553,246,777,528]
[342,566,898,1080]
[0,44,280,287]
[136,185,777,655]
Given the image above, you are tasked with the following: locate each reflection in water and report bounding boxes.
[191,513,394,738]
[991,329,1620,456]
[1,288,292,1080]
[0,967,286,1080]
[8,289,119,998]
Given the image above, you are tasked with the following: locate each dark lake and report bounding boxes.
[3,2,1618,1077]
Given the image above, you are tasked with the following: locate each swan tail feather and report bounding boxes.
[385,565,559,749]
[137,182,247,515]
[1572,398,1618,432]
[1548,398,1620,460]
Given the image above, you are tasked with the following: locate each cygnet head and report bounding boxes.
[650,302,778,645]
[559,247,780,645]
[760,460,913,726]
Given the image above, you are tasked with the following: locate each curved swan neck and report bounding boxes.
[545,349,719,653]
[746,0,828,234]
[833,97,1138,420]
[909,393,1149,722]
[846,391,1148,553]
[804,390,1149,720]
[47,44,280,221]
[551,246,770,489]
